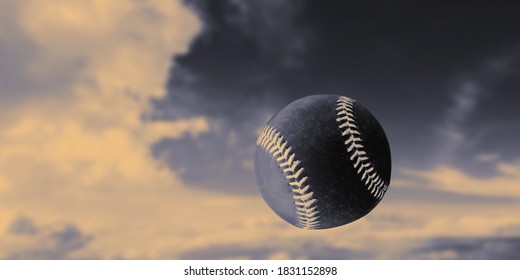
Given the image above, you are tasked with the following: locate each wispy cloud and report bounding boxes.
[2,216,93,259]
[399,161,520,198]
[435,49,520,164]
[409,237,520,260]
[179,240,372,260]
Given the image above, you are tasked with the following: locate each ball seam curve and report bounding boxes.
[256,125,320,229]
[336,96,389,199]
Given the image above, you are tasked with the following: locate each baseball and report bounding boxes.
[255,94,391,230]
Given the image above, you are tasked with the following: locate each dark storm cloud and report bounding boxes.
[151,0,311,192]
[153,0,520,191]
[410,236,520,259]
[164,1,520,117]
[179,240,372,260]
[432,49,520,175]
[152,119,258,193]
[154,0,310,119]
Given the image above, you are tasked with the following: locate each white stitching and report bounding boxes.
[257,125,320,229]
[336,96,389,199]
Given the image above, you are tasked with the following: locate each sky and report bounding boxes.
[0,0,519,259]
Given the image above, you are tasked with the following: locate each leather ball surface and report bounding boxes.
[255,94,391,230]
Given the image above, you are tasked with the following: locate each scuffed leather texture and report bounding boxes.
[255,94,391,229]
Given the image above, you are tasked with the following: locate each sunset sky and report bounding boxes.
[0,0,519,259]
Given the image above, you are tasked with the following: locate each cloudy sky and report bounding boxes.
[0,0,519,259]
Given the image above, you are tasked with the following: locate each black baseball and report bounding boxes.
[255,94,391,229]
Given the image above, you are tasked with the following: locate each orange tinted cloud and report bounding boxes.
[0,0,207,258]
[401,163,520,197]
